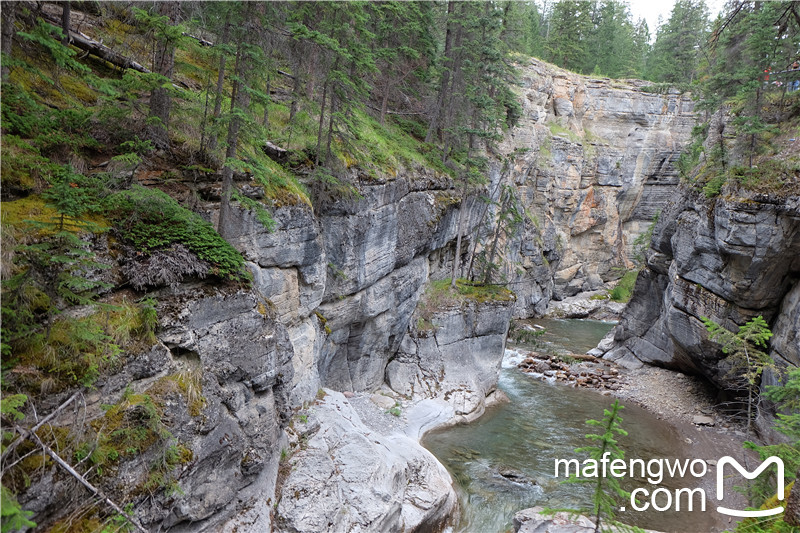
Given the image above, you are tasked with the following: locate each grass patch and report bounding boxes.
[547,120,581,142]
[11,299,156,392]
[416,278,515,328]
[608,270,638,303]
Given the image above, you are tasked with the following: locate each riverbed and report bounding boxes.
[422,319,726,533]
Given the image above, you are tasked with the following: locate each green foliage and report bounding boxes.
[737,367,800,514]
[1,486,36,532]
[646,0,708,84]
[473,185,525,285]
[566,400,645,533]
[702,315,774,432]
[105,186,246,280]
[17,19,90,76]
[0,394,28,423]
[609,271,638,303]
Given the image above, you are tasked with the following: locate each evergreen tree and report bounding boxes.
[630,18,651,78]
[369,1,435,125]
[545,1,593,73]
[584,1,637,78]
[568,400,643,533]
[136,3,184,150]
[646,0,709,84]
[702,315,774,433]
[700,2,796,168]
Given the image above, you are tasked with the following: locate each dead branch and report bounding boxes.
[39,12,151,73]
[1,391,81,464]
[18,423,149,533]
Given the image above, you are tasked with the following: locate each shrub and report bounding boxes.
[105,186,246,280]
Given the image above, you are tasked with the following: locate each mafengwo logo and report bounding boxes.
[717,456,785,517]
[554,454,785,515]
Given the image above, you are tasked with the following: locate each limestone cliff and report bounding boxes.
[9,58,701,533]
[601,186,800,390]
[497,58,695,315]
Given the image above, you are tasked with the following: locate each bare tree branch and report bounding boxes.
[18,423,149,533]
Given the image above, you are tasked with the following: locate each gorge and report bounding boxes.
[2,3,800,533]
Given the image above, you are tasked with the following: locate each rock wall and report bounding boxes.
[19,286,296,533]
[224,170,488,404]
[600,187,800,391]
[274,391,457,533]
[16,58,702,532]
[386,297,514,423]
[497,58,695,315]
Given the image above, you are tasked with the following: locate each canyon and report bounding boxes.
[15,57,800,532]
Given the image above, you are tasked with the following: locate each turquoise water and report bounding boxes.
[423,319,717,533]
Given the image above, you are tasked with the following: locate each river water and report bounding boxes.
[423,319,717,533]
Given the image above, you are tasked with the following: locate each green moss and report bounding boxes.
[547,120,580,142]
[429,278,515,303]
[734,481,796,533]
[0,135,50,193]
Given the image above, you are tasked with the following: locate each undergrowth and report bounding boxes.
[608,270,638,303]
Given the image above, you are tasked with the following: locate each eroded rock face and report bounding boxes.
[498,58,695,316]
[601,188,800,389]
[17,286,296,533]
[147,287,294,531]
[223,172,487,402]
[274,391,457,533]
[386,298,514,422]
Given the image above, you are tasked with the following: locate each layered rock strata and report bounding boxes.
[498,58,695,315]
[600,188,800,391]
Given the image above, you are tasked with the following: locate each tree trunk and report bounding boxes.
[380,77,391,125]
[148,2,180,150]
[61,1,70,45]
[325,93,336,167]
[483,189,511,285]
[218,33,251,241]
[315,77,330,167]
[450,173,470,289]
[1,2,17,81]
[263,73,271,128]
[38,11,151,73]
[426,1,455,144]
[208,11,231,152]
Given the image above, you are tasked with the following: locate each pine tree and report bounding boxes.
[135,3,184,150]
[702,315,774,433]
[369,1,435,125]
[545,1,592,73]
[646,0,709,84]
[568,400,643,533]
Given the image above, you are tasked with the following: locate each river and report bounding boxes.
[423,319,718,533]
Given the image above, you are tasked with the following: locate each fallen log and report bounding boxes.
[40,12,151,73]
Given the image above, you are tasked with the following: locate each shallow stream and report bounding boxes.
[423,319,717,533]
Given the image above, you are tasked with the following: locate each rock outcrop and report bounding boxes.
[498,58,695,316]
[386,296,515,423]
[274,391,457,533]
[17,286,296,532]
[600,187,800,390]
[513,507,663,533]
